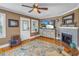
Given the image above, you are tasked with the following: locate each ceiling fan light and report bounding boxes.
[33,8,37,12]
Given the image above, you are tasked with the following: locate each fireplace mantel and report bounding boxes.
[59,27,79,29]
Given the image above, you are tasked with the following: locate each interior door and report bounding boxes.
[20,17,30,41]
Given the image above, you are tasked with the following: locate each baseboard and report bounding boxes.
[29,35,40,39]
[0,43,10,48]
[77,47,79,51]
[40,36,55,39]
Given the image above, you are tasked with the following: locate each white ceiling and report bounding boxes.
[0,3,79,19]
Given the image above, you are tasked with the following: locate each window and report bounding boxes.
[31,19,39,36]
[40,19,55,29]
[0,13,6,38]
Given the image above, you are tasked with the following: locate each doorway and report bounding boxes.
[20,17,30,41]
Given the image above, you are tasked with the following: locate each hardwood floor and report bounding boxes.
[37,36,79,56]
[0,40,30,54]
[0,36,79,56]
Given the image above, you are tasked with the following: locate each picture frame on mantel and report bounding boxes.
[8,19,19,27]
[62,13,74,25]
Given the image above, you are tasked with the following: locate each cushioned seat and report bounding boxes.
[10,35,21,47]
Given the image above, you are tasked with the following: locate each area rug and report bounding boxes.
[0,40,69,56]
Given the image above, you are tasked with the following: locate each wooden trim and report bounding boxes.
[30,18,31,37]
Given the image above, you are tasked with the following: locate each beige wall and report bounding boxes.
[0,9,39,45]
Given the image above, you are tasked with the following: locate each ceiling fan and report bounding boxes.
[21,3,48,14]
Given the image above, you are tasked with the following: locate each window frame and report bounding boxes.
[0,13,6,38]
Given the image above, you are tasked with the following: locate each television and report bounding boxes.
[40,19,55,29]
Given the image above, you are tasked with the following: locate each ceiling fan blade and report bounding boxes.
[29,9,33,13]
[38,8,48,10]
[37,9,41,14]
[22,5,33,8]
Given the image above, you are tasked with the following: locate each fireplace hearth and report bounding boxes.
[62,33,72,45]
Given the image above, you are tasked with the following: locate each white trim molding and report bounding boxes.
[0,13,6,38]
[59,27,79,29]
[0,43,10,48]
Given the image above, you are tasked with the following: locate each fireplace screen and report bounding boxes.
[62,33,72,45]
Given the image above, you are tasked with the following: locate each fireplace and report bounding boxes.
[62,33,72,45]
[60,27,79,50]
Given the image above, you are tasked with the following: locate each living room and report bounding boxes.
[0,3,79,56]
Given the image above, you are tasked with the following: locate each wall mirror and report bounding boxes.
[62,13,74,25]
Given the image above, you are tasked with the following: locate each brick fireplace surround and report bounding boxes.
[59,27,79,50]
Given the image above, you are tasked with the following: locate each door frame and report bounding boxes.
[20,17,30,41]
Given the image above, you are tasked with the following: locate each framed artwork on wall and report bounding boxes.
[62,13,74,25]
[8,19,19,27]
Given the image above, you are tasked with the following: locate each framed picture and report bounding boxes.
[62,13,74,25]
[8,19,19,27]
